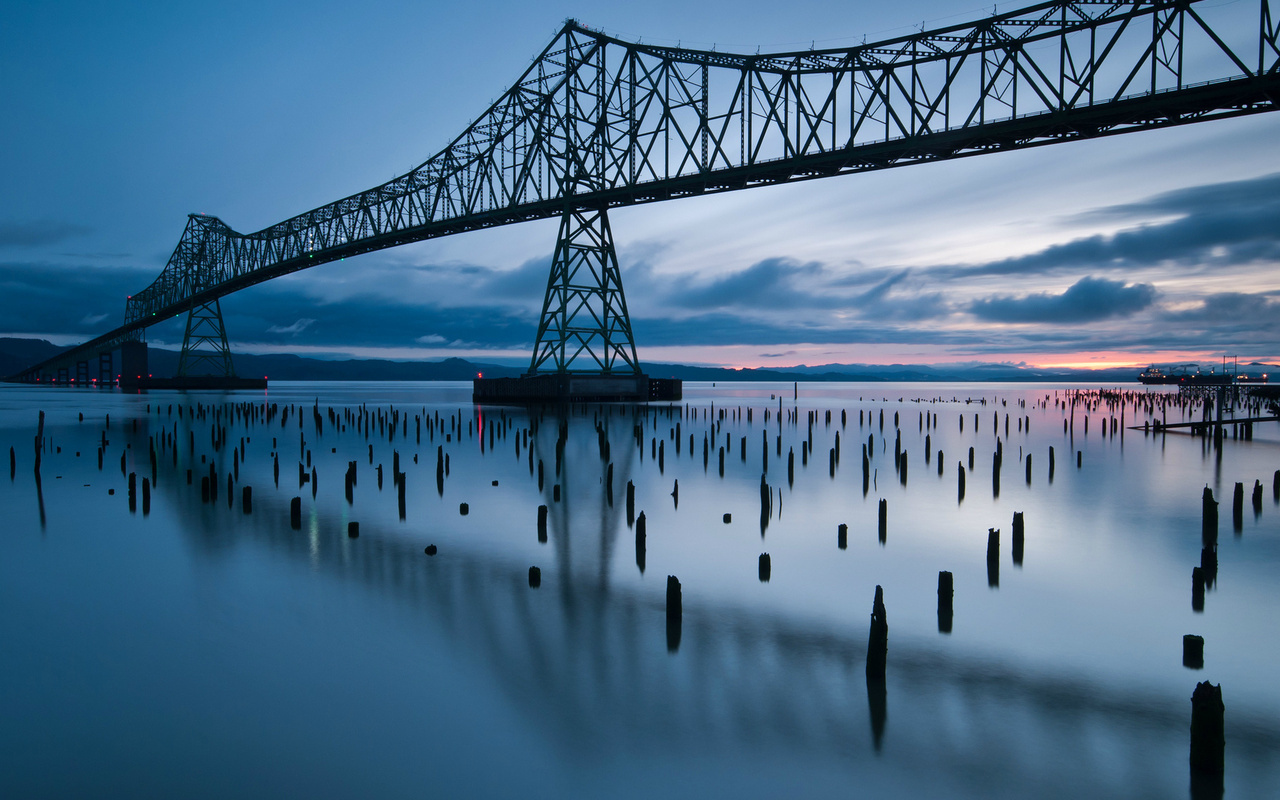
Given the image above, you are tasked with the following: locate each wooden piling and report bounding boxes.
[986,528,1000,587]
[877,499,887,543]
[937,571,953,633]
[837,522,848,550]
[1183,635,1205,670]
[348,521,359,539]
[758,553,771,582]
[1202,487,1218,545]
[242,486,252,514]
[1012,512,1024,566]
[290,496,302,529]
[866,585,888,682]
[1189,682,1225,773]
[666,575,682,620]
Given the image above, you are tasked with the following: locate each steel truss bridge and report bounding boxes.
[11,0,1280,385]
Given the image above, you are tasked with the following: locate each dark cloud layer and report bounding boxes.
[2,172,1277,360]
[932,172,1280,279]
[672,258,837,310]
[0,221,91,248]
[969,277,1157,324]
[0,260,148,335]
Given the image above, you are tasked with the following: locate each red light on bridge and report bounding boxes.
[478,372,483,379]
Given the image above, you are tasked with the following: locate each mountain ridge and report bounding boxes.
[2,338,1273,383]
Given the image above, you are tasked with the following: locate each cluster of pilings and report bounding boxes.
[13,382,1273,780]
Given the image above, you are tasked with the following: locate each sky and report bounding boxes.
[2,0,1278,370]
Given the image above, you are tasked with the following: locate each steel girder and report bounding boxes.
[12,0,1280,381]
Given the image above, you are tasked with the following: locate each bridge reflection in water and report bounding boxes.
[114,400,1277,800]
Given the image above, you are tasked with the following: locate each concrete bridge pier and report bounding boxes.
[117,341,149,389]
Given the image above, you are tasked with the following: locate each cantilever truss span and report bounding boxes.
[12,0,1280,382]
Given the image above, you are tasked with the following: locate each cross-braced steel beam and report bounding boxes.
[177,299,236,378]
[530,206,639,375]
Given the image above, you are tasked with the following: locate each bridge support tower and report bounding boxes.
[475,204,679,403]
[177,299,236,378]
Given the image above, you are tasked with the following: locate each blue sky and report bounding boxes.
[2,0,1278,369]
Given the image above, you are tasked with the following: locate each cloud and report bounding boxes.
[968,277,1157,324]
[672,258,835,310]
[1161,292,1280,323]
[0,260,150,335]
[0,220,92,248]
[266,318,316,335]
[656,258,948,323]
[931,172,1280,280]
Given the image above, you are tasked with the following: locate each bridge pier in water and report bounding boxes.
[9,339,148,389]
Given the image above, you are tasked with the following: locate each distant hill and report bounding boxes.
[0,338,69,377]
[3,337,1274,383]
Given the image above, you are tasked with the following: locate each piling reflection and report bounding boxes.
[12,384,1279,798]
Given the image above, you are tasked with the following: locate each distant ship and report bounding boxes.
[1137,366,1182,384]
[1138,362,1268,385]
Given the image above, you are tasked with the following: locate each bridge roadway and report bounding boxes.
[10,0,1280,384]
[107,402,1280,790]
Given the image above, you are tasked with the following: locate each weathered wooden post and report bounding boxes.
[987,528,1000,587]
[937,571,953,633]
[290,496,302,529]
[626,480,635,525]
[866,586,888,682]
[635,512,645,573]
[242,486,252,514]
[1189,682,1225,774]
[1012,512,1025,566]
[1192,566,1205,611]
[666,575,682,652]
[837,522,848,550]
[877,499,887,544]
[348,521,359,539]
[758,553,771,582]
[1202,486,1219,545]
[1183,635,1204,669]
[528,566,541,588]
[537,504,548,543]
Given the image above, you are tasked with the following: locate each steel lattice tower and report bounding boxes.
[176,299,236,378]
[529,205,639,376]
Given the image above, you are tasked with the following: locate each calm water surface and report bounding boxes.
[1,381,1277,798]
